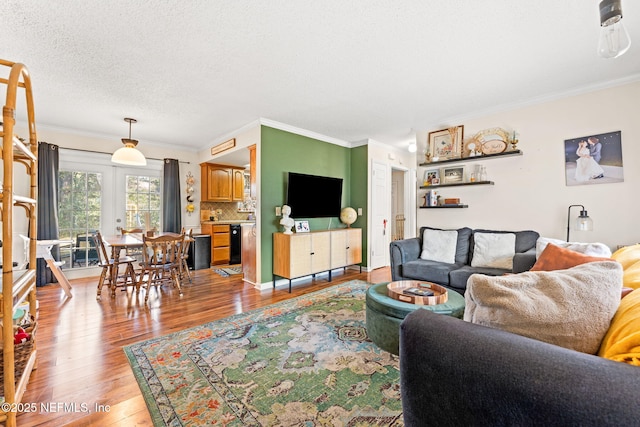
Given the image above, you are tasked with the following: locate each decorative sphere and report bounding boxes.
[340,207,357,227]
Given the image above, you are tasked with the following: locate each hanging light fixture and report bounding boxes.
[111,117,147,166]
[598,0,631,59]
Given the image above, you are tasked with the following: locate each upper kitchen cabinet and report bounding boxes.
[201,163,245,202]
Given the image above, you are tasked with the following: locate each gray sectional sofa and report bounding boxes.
[399,309,640,426]
[389,226,539,294]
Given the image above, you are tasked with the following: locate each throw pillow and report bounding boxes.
[535,236,612,259]
[598,287,640,366]
[420,228,457,264]
[470,232,516,270]
[612,244,640,290]
[464,261,623,354]
[530,243,612,271]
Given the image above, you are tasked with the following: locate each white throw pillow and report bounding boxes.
[420,229,458,264]
[471,232,516,270]
[535,237,612,259]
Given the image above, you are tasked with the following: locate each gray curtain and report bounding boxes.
[163,158,182,233]
[36,142,60,286]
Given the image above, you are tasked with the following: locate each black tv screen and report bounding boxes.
[286,172,343,218]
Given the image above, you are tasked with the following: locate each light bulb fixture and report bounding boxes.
[111,117,147,166]
[566,204,594,241]
[408,142,417,153]
[598,0,631,59]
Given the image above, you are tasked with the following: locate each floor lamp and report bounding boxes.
[567,205,593,241]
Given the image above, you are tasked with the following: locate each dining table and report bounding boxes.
[102,232,192,291]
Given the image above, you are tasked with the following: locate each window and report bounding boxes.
[58,170,102,269]
[125,175,161,230]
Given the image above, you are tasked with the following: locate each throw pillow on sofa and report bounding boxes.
[464,261,623,354]
[470,232,516,270]
[531,243,612,271]
[535,236,612,259]
[611,244,640,290]
[598,287,640,366]
[420,228,458,264]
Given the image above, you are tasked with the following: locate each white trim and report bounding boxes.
[258,118,352,147]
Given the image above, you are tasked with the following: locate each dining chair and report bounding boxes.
[93,231,138,299]
[139,233,185,302]
[179,228,193,283]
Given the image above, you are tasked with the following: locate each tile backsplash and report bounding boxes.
[200,202,247,222]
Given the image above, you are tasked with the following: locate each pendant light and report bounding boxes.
[111,117,147,166]
[598,0,631,59]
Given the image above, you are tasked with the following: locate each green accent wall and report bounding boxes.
[259,126,369,283]
[349,144,368,261]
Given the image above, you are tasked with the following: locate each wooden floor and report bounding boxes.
[16,266,391,426]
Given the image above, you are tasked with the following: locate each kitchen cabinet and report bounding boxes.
[200,163,245,202]
[201,223,230,265]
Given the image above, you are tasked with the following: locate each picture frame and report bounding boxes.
[441,165,466,184]
[564,130,624,186]
[294,220,310,233]
[428,126,464,161]
[422,169,440,186]
[431,177,440,185]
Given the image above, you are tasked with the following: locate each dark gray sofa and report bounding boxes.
[399,309,640,426]
[390,226,539,294]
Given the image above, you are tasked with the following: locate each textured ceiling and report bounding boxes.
[1,0,639,152]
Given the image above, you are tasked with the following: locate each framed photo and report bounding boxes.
[294,220,310,233]
[564,130,624,186]
[441,165,466,184]
[428,126,464,161]
[422,169,440,186]
[431,177,440,185]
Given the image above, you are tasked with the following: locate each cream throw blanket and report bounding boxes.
[464,261,623,354]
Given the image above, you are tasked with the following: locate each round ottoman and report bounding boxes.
[365,282,465,355]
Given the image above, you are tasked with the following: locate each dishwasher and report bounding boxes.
[230,224,242,264]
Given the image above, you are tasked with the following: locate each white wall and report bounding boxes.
[416,81,640,250]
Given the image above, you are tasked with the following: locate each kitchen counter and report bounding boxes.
[201,220,255,225]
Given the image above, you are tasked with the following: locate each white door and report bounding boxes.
[114,167,162,233]
[370,160,390,269]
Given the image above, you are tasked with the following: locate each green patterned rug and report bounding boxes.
[124,280,403,426]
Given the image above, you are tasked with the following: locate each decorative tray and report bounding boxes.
[387,280,448,305]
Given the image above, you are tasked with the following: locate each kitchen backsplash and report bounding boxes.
[200,202,248,222]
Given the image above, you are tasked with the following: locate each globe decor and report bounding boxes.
[340,207,357,227]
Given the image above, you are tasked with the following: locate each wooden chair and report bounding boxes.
[120,228,144,259]
[139,233,184,302]
[179,228,193,283]
[93,231,138,299]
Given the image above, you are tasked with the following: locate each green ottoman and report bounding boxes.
[365,282,465,355]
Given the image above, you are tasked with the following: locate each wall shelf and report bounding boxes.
[419,180,494,189]
[419,150,522,166]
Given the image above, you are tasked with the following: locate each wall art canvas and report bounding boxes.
[564,130,624,186]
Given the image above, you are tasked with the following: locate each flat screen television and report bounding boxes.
[286,172,343,218]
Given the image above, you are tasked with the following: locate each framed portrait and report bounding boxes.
[294,220,310,233]
[564,130,624,186]
[441,165,466,184]
[422,169,440,186]
[428,126,464,161]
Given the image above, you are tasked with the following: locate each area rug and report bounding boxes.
[124,280,403,426]
[213,266,243,277]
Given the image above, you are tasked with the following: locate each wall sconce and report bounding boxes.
[567,204,593,241]
[598,0,631,59]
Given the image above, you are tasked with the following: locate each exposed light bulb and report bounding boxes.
[408,142,417,153]
[598,0,631,59]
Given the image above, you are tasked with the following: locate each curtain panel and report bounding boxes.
[163,158,182,233]
[36,142,60,286]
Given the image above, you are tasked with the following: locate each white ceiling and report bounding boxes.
[1,0,639,153]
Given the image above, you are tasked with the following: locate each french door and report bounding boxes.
[58,150,161,270]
